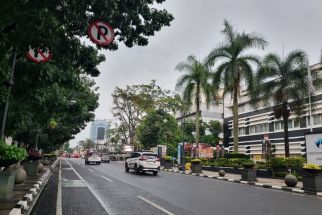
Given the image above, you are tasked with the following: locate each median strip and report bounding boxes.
[138,196,175,215]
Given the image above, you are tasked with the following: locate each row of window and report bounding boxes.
[233,114,322,135]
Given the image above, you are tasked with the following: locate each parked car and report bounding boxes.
[71,154,80,158]
[85,152,101,165]
[101,153,110,163]
[125,152,160,175]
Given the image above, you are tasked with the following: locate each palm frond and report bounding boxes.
[206,45,231,66]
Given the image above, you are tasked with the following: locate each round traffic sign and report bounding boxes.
[26,47,52,63]
[87,20,114,46]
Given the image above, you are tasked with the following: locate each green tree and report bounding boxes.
[206,20,267,153]
[200,120,222,146]
[112,81,182,147]
[175,55,212,157]
[253,51,318,157]
[79,139,95,150]
[136,110,180,151]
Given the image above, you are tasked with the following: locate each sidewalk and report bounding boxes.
[163,167,322,198]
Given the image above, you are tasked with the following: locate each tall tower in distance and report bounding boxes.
[89,119,111,143]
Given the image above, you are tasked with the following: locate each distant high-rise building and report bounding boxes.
[89,119,111,142]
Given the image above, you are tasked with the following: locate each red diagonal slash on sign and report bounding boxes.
[94,23,110,43]
[37,48,48,60]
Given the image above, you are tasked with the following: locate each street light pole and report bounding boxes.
[307,68,313,132]
[0,49,17,140]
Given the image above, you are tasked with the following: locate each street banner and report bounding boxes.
[87,20,114,46]
[305,133,322,166]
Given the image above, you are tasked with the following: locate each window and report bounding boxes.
[239,127,246,135]
[275,122,282,130]
[249,123,268,134]
[313,114,322,125]
[288,120,293,129]
[294,119,300,128]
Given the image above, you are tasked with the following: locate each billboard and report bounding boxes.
[305,133,322,166]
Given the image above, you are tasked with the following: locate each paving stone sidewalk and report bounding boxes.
[163,167,322,198]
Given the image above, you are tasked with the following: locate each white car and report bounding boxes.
[125,152,160,175]
[85,152,101,165]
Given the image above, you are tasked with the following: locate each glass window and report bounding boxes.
[288,120,293,128]
[275,122,281,130]
[249,126,255,134]
[294,119,300,128]
[313,114,321,125]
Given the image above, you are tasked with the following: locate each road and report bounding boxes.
[33,158,322,215]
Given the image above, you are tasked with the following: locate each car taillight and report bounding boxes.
[139,156,148,161]
[156,158,160,162]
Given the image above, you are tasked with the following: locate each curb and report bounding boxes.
[9,159,60,215]
[162,169,322,198]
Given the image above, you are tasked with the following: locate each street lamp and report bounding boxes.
[0,50,17,140]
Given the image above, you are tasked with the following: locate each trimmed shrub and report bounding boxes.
[224,153,250,159]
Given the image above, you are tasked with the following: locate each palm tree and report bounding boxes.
[253,51,311,157]
[175,55,212,158]
[206,20,267,153]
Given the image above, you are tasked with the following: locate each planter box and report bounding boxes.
[191,163,202,173]
[302,174,322,193]
[23,161,39,176]
[163,161,173,169]
[0,171,16,202]
[241,169,257,182]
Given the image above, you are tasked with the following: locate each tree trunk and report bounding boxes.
[232,85,239,153]
[282,111,290,157]
[195,84,200,158]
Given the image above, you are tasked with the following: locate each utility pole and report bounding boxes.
[0,49,17,140]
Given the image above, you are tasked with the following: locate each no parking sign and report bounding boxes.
[87,20,114,46]
[26,47,52,63]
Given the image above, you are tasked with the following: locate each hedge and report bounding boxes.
[224,153,250,159]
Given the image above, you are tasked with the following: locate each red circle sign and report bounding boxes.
[26,47,52,63]
[87,20,114,46]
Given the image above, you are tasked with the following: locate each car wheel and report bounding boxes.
[85,161,88,165]
[125,163,129,172]
[134,164,139,174]
[107,161,110,163]
[153,171,158,176]
[97,162,101,165]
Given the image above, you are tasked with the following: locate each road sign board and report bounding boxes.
[87,20,114,46]
[26,47,52,63]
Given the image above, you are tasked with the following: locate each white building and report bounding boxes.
[89,119,111,143]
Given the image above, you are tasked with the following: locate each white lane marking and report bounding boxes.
[138,196,175,215]
[88,169,94,172]
[66,160,114,215]
[100,176,113,182]
[56,159,62,215]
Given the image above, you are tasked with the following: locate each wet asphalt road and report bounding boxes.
[33,158,322,215]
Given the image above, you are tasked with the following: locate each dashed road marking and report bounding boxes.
[88,169,94,172]
[56,160,62,215]
[100,176,113,182]
[138,196,175,215]
[66,159,113,215]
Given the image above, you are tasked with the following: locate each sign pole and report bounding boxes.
[0,49,17,140]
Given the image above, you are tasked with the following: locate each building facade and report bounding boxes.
[89,119,111,143]
[223,63,322,159]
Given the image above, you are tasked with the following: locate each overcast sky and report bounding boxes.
[70,0,322,146]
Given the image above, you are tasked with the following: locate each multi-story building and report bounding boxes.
[89,119,111,143]
[223,63,322,159]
